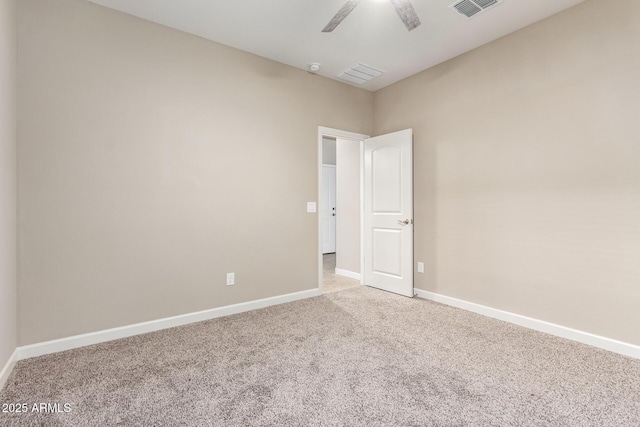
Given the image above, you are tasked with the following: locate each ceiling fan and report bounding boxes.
[322,0,421,32]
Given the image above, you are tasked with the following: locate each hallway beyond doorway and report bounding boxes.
[323,253,361,293]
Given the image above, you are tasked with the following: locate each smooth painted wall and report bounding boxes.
[336,139,361,275]
[374,0,640,345]
[0,0,17,377]
[18,0,373,345]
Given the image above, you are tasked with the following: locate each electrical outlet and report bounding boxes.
[417,262,424,273]
[226,272,235,286]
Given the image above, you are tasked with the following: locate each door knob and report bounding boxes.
[398,219,412,225]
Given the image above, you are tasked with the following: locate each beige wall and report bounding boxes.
[374,0,640,345]
[17,0,372,345]
[336,139,361,274]
[0,0,17,375]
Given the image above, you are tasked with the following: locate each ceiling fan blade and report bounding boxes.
[322,0,361,32]
[389,0,421,31]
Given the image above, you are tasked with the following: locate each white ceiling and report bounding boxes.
[87,0,586,91]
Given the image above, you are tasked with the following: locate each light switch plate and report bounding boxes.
[417,262,424,273]
[307,202,317,213]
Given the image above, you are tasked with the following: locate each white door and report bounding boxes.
[363,129,413,297]
[321,165,336,254]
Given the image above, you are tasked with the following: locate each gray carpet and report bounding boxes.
[1,286,639,426]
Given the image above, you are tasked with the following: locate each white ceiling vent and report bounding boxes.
[338,63,385,85]
[450,0,502,19]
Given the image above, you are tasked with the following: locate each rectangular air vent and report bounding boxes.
[338,63,384,85]
[450,0,501,19]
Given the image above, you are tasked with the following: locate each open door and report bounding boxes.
[363,129,413,297]
[321,165,336,254]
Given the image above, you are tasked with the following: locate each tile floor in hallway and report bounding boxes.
[322,253,361,293]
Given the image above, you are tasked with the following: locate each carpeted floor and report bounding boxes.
[1,286,639,426]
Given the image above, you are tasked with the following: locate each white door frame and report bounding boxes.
[317,126,369,292]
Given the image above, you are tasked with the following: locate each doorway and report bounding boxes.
[318,127,368,293]
[318,126,415,297]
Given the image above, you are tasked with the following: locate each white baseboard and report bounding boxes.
[17,288,321,361]
[0,349,18,391]
[414,289,640,360]
[334,268,361,281]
